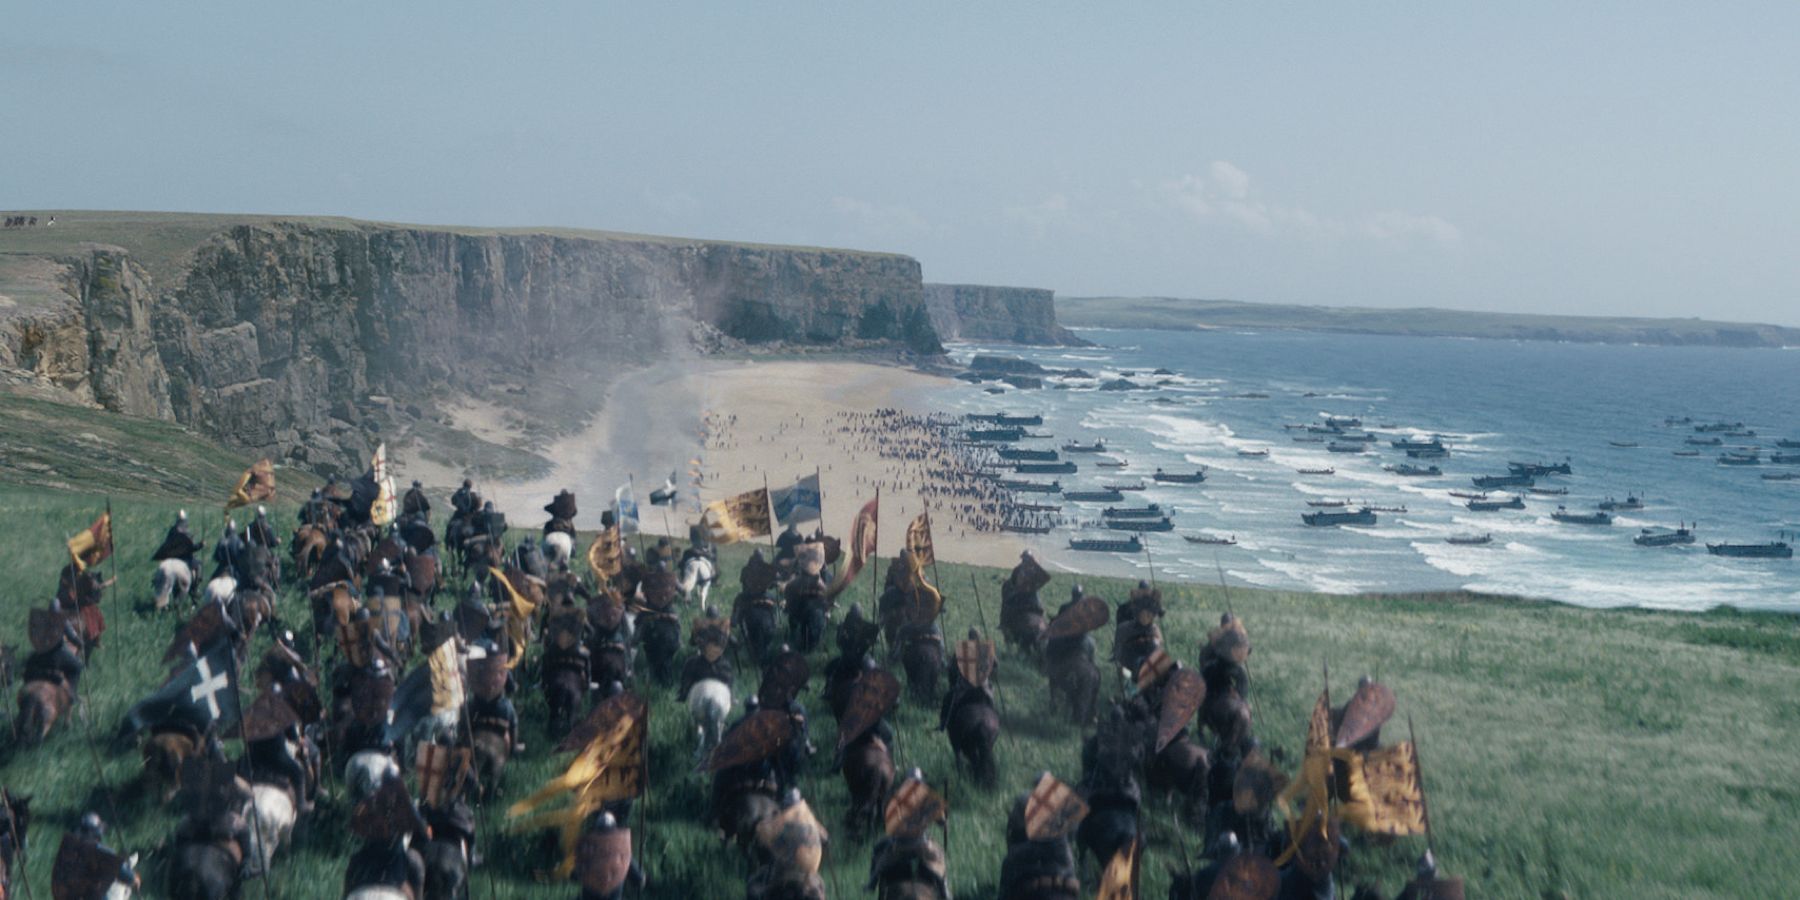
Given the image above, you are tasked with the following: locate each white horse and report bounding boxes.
[204,574,237,607]
[346,750,401,803]
[151,559,192,611]
[102,855,140,900]
[243,783,296,876]
[541,532,573,569]
[688,678,733,764]
[678,556,717,606]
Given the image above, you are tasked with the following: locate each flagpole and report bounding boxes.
[104,497,116,669]
[762,475,778,554]
[924,508,946,600]
[629,474,645,556]
[229,646,276,900]
[814,466,825,535]
[868,487,880,607]
[1409,715,1436,855]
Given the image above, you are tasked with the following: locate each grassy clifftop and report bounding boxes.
[0,405,1794,897]
[1058,295,1800,348]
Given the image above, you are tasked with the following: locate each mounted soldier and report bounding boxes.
[450,479,478,521]
[835,668,899,841]
[1112,581,1165,674]
[784,544,833,654]
[342,777,428,899]
[748,789,829,900]
[402,480,432,521]
[999,774,1085,900]
[733,551,782,663]
[822,604,882,718]
[679,608,735,702]
[999,551,1051,656]
[941,629,1001,784]
[53,812,138,900]
[241,688,315,815]
[152,510,206,600]
[867,770,950,900]
[166,757,255,898]
[1043,587,1107,726]
[246,506,279,551]
[544,489,578,537]
[703,703,789,856]
[574,812,645,900]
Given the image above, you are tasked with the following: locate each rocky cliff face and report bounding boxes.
[1,219,928,473]
[923,282,1082,345]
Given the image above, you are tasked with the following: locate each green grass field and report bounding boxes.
[0,435,1796,898]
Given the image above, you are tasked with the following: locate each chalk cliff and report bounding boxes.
[923,282,1083,345]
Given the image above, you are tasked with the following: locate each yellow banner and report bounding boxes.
[1332,742,1427,836]
[586,524,623,579]
[701,487,771,544]
[493,570,537,670]
[225,458,276,510]
[906,511,935,567]
[66,511,113,572]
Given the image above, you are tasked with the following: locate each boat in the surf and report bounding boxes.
[1292,436,1325,443]
[1552,507,1613,526]
[1327,442,1368,454]
[1694,422,1745,433]
[1184,534,1238,546]
[1152,469,1208,484]
[1406,447,1450,459]
[1773,453,1800,465]
[1466,496,1525,512]
[1672,450,1702,458]
[1508,460,1572,477]
[967,413,1043,426]
[1764,472,1800,482]
[1014,502,1062,512]
[1102,504,1170,519]
[1445,533,1493,546]
[1718,452,1761,466]
[1686,436,1723,446]
[1391,435,1447,451]
[1448,490,1488,500]
[1303,507,1377,526]
[966,427,1026,442]
[983,387,1006,394]
[1323,416,1362,429]
[1062,440,1107,453]
[998,479,1061,493]
[1011,461,1078,475]
[1384,464,1442,477]
[1705,541,1792,558]
[1095,458,1129,468]
[1609,441,1639,448]
[1237,449,1270,458]
[1106,517,1175,533]
[1528,487,1569,496]
[1104,482,1147,492]
[1069,535,1144,553]
[1634,525,1696,547]
[1063,489,1126,503]
[1473,473,1534,489]
[1597,494,1644,511]
[1778,439,1800,449]
[997,448,1059,462]
[1297,467,1335,475]
[1000,521,1053,534]
[1664,416,1694,426]
[1306,499,1350,508]
[1367,505,1408,513]
[1332,432,1378,443]
[1725,430,1758,438]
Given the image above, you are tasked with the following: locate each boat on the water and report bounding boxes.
[1069,535,1144,553]
[1448,490,1488,500]
[1686,436,1723,446]
[1367,505,1408,513]
[1303,507,1377,526]
[1407,447,1450,459]
[1104,482,1147,492]
[1062,440,1107,453]
[1105,517,1174,532]
[1012,461,1078,475]
[1597,494,1644,511]
[1634,525,1695,547]
[1509,461,1572,477]
[1184,534,1238,546]
[1473,473,1534,489]
[1705,541,1793,558]
[1466,496,1525,512]
[1695,422,1745,433]
[1000,521,1053,534]
[968,413,1043,426]
[1609,441,1639,448]
[1015,502,1062,512]
[1237,449,1270,458]
[1446,533,1493,546]
[1552,507,1613,525]
[966,427,1026,442]
[1673,450,1702,457]
[1152,469,1208,484]
[1327,442,1368,454]
[1777,439,1800,449]
[1528,487,1569,496]
[998,479,1062,493]
[1764,472,1799,482]
[1063,489,1125,503]
[1773,453,1800,465]
[1292,436,1325,443]
[1323,416,1362,429]
[1385,464,1442,477]
[1306,499,1350,508]
[997,448,1059,462]
[1297,467,1335,475]
[1718,452,1761,466]
[1391,435,1446,451]
[1103,504,1170,519]
[1095,458,1129,468]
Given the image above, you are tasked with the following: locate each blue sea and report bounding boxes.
[931,329,1800,612]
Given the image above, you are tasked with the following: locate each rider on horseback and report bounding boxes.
[402,480,432,521]
[246,507,278,551]
[450,479,478,520]
[152,510,206,598]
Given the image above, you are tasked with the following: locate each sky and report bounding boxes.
[4,2,1798,324]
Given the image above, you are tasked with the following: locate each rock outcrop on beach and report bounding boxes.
[923,282,1085,345]
[0,213,931,473]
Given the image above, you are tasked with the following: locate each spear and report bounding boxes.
[1409,715,1437,856]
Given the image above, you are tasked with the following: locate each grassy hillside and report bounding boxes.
[0,473,1796,899]
[1058,295,1800,348]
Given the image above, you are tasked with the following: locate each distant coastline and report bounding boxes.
[1058,295,1800,349]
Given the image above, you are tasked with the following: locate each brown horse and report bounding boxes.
[14,676,71,746]
[469,723,510,803]
[291,525,328,581]
[1147,737,1210,825]
[142,727,202,802]
[839,731,893,842]
[946,692,1001,785]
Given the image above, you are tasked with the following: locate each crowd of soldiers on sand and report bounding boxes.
[6,447,1462,900]
[703,408,1040,538]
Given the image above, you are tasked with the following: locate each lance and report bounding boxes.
[966,572,1018,757]
[226,645,275,900]
[762,474,778,555]
[1410,715,1437,856]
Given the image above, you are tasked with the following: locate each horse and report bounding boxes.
[688,678,733,764]
[679,555,718,606]
[542,656,589,739]
[899,633,944,705]
[165,832,241,900]
[347,748,402,803]
[291,525,328,581]
[513,541,547,581]
[738,594,781,664]
[469,722,510,804]
[204,575,237,608]
[152,559,194,612]
[715,781,781,860]
[541,532,574,570]
[403,552,440,608]
[946,693,1001,786]
[839,731,893,842]
[14,675,72,746]
[1046,648,1101,728]
[785,592,830,655]
[635,609,682,683]
[1146,737,1210,827]
[104,854,140,900]
[419,830,470,900]
[141,727,202,802]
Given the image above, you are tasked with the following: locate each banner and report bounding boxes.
[700,487,772,545]
[905,510,935,567]
[225,458,276,511]
[614,480,640,533]
[509,697,648,879]
[66,511,114,572]
[493,570,537,670]
[770,473,822,526]
[1332,742,1427,836]
[369,444,398,527]
[587,523,624,579]
[648,471,679,507]
[825,495,879,598]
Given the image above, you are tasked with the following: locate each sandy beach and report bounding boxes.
[477,357,1033,568]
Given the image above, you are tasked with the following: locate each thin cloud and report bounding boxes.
[1160,161,1462,248]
